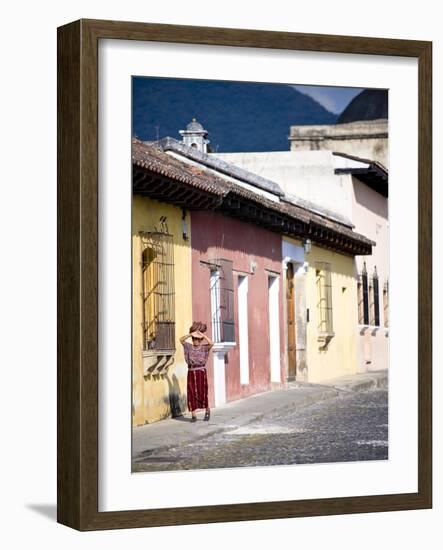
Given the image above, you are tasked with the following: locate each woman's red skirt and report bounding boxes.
[187,368,208,411]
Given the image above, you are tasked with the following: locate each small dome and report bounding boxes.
[337,89,388,124]
[186,118,206,132]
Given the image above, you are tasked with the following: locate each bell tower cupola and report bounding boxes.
[179,118,210,153]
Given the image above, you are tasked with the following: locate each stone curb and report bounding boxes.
[327,372,388,393]
[133,426,233,462]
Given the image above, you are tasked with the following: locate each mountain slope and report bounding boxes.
[132,78,337,153]
[337,89,388,124]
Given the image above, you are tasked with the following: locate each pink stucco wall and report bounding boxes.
[352,176,389,372]
[190,210,285,406]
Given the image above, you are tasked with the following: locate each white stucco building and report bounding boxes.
[288,89,389,167]
[288,119,388,167]
[213,149,389,373]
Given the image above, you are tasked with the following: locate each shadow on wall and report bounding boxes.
[165,373,187,418]
[140,371,187,422]
[352,176,389,217]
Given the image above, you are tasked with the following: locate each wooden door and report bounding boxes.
[286,263,297,380]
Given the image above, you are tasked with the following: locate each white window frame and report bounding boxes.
[238,274,249,385]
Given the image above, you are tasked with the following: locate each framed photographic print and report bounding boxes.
[57,19,432,530]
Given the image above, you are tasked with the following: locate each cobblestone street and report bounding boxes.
[133,389,388,472]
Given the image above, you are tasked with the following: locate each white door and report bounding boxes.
[210,270,226,405]
[210,270,221,342]
[268,275,281,383]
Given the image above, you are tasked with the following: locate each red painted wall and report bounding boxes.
[190,210,285,406]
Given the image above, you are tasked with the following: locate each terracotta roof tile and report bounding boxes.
[132,138,229,196]
[132,139,375,251]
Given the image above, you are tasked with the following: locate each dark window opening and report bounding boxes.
[361,263,370,325]
[373,270,380,327]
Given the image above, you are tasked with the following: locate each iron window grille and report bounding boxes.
[140,230,175,351]
[210,258,235,343]
[357,280,364,324]
[372,267,380,327]
[369,280,375,326]
[383,279,389,328]
[315,262,333,334]
[361,262,370,325]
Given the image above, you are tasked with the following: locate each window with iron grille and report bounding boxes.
[357,280,364,324]
[383,280,389,328]
[210,259,235,343]
[369,280,375,326]
[361,262,370,325]
[315,262,333,333]
[140,231,175,351]
[372,267,380,326]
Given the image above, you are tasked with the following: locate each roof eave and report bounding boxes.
[334,167,388,198]
[133,162,374,257]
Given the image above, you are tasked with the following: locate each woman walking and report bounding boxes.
[180,322,213,422]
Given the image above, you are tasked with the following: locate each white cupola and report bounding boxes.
[179,118,210,153]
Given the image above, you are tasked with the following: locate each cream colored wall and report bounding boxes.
[132,196,192,426]
[306,245,359,382]
[281,237,359,383]
[214,150,353,222]
[291,136,388,168]
[289,119,389,167]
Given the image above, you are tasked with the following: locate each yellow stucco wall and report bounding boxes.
[306,245,358,382]
[282,236,358,383]
[132,196,192,426]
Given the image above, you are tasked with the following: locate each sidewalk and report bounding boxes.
[132,370,388,462]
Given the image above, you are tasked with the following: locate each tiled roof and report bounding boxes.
[132,139,375,253]
[283,192,354,229]
[133,139,314,222]
[154,137,285,197]
[132,138,229,196]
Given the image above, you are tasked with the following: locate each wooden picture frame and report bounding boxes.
[57,19,432,531]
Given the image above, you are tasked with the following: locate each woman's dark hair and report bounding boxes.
[189,321,207,334]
